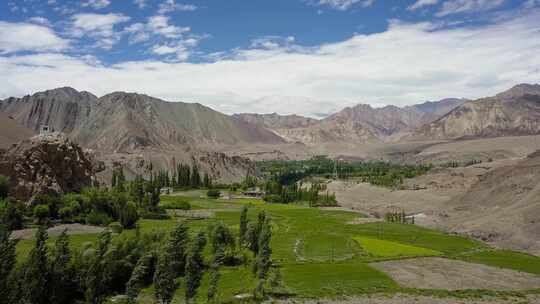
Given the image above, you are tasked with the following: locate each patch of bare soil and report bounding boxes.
[12,223,105,240]
[370,257,540,291]
[280,294,540,304]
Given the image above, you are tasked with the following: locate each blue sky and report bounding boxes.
[1,0,539,116]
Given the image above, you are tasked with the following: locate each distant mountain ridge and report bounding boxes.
[414,84,540,139]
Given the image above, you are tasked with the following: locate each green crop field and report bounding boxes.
[14,192,540,303]
[353,236,443,258]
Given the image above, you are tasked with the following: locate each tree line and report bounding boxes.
[0,206,279,304]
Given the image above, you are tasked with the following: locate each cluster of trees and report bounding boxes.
[0,205,279,304]
[384,210,414,224]
[154,163,213,190]
[257,156,432,188]
[263,181,337,206]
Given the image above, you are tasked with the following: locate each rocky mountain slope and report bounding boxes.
[415,84,540,139]
[234,98,466,146]
[0,133,99,201]
[0,112,34,149]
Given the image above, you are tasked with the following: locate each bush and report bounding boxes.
[86,210,113,226]
[119,202,139,229]
[33,204,50,223]
[0,198,25,230]
[0,175,9,199]
[263,194,282,204]
[58,206,73,223]
[140,209,170,220]
[161,199,191,210]
[206,189,221,199]
[108,222,124,234]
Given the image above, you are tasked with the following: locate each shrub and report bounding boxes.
[58,206,73,223]
[33,204,50,224]
[206,189,220,199]
[0,198,24,230]
[161,199,191,210]
[263,194,282,204]
[86,210,113,226]
[119,202,139,229]
[108,222,124,234]
[140,208,170,220]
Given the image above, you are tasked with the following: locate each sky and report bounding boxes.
[1,0,539,117]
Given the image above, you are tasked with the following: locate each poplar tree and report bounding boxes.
[254,218,272,298]
[169,222,190,276]
[239,206,249,246]
[185,232,207,303]
[23,226,50,304]
[0,226,18,303]
[126,252,156,302]
[153,251,176,304]
[50,230,73,304]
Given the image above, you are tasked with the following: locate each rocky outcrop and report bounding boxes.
[0,133,99,202]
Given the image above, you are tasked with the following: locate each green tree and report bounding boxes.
[168,221,190,276]
[50,230,75,304]
[85,231,111,304]
[126,252,156,303]
[207,246,224,303]
[253,217,272,298]
[239,206,248,246]
[185,232,207,303]
[0,175,9,199]
[22,226,50,304]
[119,201,139,229]
[33,204,50,225]
[0,226,18,304]
[203,173,212,188]
[153,251,176,304]
[190,165,201,189]
[0,198,24,230]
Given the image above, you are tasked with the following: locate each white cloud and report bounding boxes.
[437,0,505,16]
[70,13,130,49]
[157,0,197,14]
[126,15,190,43]
[408,0,439,11]
[0,21,69,54]
[134,0,147,9]
[310,0,375,10]
[82,0,111,9]
[1,10,540,117]
[27,17,52,27]
[524,0,540,8]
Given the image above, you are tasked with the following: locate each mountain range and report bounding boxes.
[1,83,539,181]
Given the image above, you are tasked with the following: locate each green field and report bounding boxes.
[353,236,443,258]
[15,193,540,303]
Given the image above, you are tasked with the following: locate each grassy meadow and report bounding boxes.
[15,190,540,303]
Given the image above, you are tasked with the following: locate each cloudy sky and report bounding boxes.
[1,0,539,117]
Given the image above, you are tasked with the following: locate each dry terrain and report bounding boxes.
[371,257,540,290]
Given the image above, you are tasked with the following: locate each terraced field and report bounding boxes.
[15,191,540,303]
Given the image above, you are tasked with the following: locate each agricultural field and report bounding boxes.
[14,191,540,303]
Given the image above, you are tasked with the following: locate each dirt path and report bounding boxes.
[370,257,540,291]
[11,223,105,240]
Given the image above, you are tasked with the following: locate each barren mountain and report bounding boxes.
[415,85,540,140]
[0,87,97,133]
[0,112,34,149]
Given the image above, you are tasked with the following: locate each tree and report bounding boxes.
[206,189,220,199]
[168,222,190,276]
[34,204,50,225]
[119,201,139,229]
[0,175,9,199]
[239,206,248,246]
[50,230,75,304]
[190,164,201,189]
[153,251,176,304]
[185,232,207,303]
[253,217,272,298]
[0,198,24,231]
[130,175,145,207]
[126,252,156,303]
[0,226,18,304]
[22,226,50,304]
[111,170,117,189]
[85,231,111,304]
[203,173,212,188]
[207,246,224,303]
